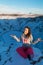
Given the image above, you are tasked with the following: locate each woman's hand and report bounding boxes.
[10,35,20,42]
[37,38,41,42]
[10,35,16,38]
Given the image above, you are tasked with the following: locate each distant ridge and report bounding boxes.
[0,14,43,19]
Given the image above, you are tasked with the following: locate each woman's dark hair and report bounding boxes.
[23,26,31,38]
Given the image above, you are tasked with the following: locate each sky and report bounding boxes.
[0,0,43,14]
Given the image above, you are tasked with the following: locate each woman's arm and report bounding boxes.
[32,38,41,44]
[10,35,20,42]
[30,34,41,44]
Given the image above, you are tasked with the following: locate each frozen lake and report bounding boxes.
[0,16,43,65]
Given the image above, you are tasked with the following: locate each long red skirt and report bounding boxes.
[16,46,34,58]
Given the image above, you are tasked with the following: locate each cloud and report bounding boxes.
[0,4,43,14]
[0,4,17,14]
[16,8,43,14]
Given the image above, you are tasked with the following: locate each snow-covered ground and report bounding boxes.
[0,16,43,65]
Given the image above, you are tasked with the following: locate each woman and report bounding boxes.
[10,26,41,60]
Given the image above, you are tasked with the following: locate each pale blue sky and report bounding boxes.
[0,0,43,14]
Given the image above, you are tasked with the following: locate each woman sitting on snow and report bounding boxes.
[10,26,41,61]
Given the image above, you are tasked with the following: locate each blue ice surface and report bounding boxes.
[0,17,43,65]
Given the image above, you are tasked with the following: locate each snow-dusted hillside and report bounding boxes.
[0,16,43,65]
